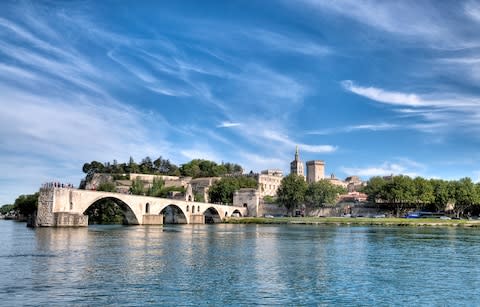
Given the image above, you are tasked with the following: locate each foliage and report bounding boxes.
[363,175,480,217]
[0,204,15,215]
[129,178,145,195]
[305,180,346,209]
[451,178,478,218]
[263,195,276,204]
[194,193,205,202]
[361,176,387,203]
[156,186,186,198]
[430,179,452,212]
[147,178,165,197]
[84,199,125,224]
[276,174,308,215]
[82,157,242,180]
[208,176,258,205]
[96,181,116,192]
[14,193,39,216]
[179,159,243,178]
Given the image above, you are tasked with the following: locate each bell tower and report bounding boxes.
[290,146,305,179]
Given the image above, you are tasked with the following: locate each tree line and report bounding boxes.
[0,193,39,218]
[82,157,244,179]
[276,174,347,215]
[362,175,480,217]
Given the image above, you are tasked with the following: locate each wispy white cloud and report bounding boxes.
[341,158,425,178]
[217,121,241,128]
[341,80,480,135]
[465,0,480,22]
[247,29,331,56]
[342,80,423,107]
[307,123,398,135]
[260,129,336,153]
[297,0,478,49]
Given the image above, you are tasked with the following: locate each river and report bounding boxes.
[1,220,480,306]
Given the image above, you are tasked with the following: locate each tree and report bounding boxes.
[153,156,180,175]
[277,174,307,215]
[305,180,346,212]
[208,176,258,205]
[140,156,153,174]
[0,204,15,215]
[413,177,434,210]
[14,193,39,217]
[130,178,145,195]
[430,179,451,212]
[147,178,165,197]
[84,199,125,224]
[385,175,415,217]
[451,178,478,218]
[97,182,116,192]
[127,156,140,173]
[361,176,387,203]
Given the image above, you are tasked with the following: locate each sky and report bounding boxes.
[2,0,480,204]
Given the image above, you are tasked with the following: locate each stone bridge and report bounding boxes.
[35,187,247,227]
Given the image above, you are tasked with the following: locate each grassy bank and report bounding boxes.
[224,217,480,227]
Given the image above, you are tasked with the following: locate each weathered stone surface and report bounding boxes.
[142,214,164,225]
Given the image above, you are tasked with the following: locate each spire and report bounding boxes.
[295,145,299,161]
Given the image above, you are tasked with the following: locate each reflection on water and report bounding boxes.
[1,220,480,305]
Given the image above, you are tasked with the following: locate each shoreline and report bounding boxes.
[224,217,480,227]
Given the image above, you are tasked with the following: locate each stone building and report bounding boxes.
[233,188,260,217]
[189,177,221,202]
[252,169,283,197]
[306,160,325,184]
[290,146,305,179]
[345,176,365,192]
[325,173,348,189]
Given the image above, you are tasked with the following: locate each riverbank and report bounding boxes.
[224,216,480,227]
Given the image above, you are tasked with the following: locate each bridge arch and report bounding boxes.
[232,209,242,217]
[83,196,140,225]
[160,204,188,224]
[204,207,222,224]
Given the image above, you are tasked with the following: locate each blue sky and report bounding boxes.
[2,0,480,204]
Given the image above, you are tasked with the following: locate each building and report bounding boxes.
[306,160,325,183]
[325,173,348,189]
[345,176,365,192]
[233,188,260,217]
[253,169,283,197]
[290,146,305,179]
[189,177,221,202]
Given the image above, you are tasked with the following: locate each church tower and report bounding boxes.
[290,146,305,179]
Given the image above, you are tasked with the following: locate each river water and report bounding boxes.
[1,220,480,306]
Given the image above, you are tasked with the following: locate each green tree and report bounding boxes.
[147,178,165,197]
[430,179,451,212]
[208,176,258,205]
[0,204,15,215]
[84,199,125,224]
[130,178,145,195]
[413,177,434,210]
[383,175,415,217]
[305,180,346,211]
[140,156,154,174]
[14,193,39,217]
[97,181,116,192]
[277,174,308,215]
[451,177,478,218]
[361,176,387,203]
[127,156,140,173]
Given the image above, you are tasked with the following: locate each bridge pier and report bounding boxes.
[143,214,164,225]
